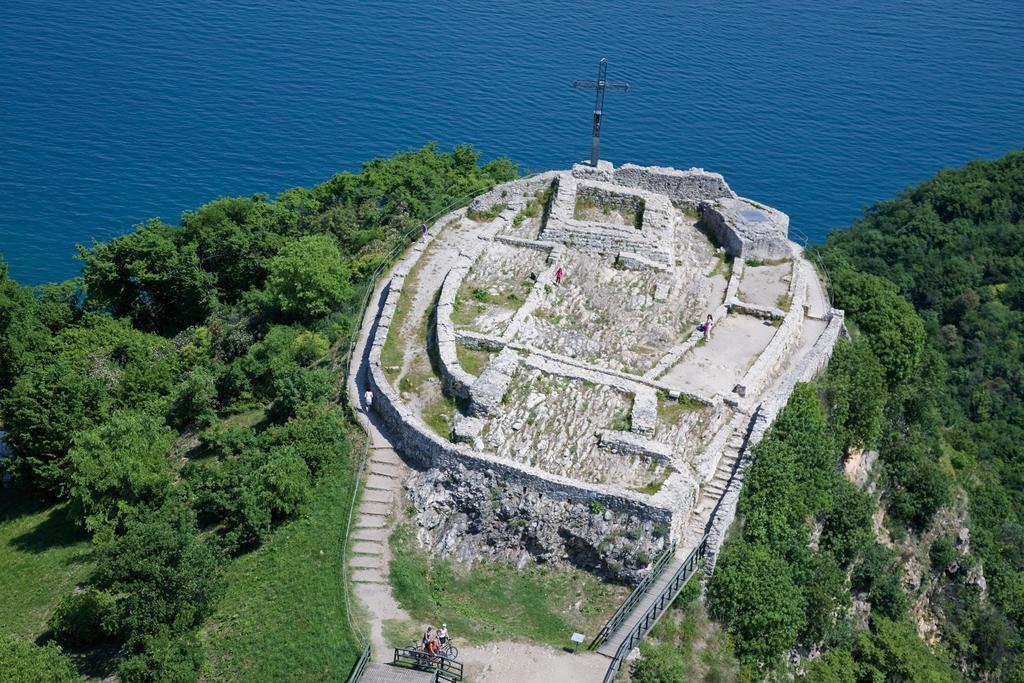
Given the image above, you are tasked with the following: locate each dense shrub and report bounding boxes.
[67,410,174,536]
[118,629,204,683]
[49,588,119,647]
[0,635,78,683]
[93,499,224,640]
[709,540,804,664]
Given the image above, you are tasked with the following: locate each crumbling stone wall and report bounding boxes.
[701,197,792,261]
[611,164,736,206]
[540,175,675,267]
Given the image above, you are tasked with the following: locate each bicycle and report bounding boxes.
[438,639,458,660]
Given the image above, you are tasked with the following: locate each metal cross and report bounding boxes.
[572,58,630,167]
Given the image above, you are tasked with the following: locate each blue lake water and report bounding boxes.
[2,0,1022,284]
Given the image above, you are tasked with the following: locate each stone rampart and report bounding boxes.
[612,164,736,206]
[700,309,845,578]
[370,333,676,524]
[435,266,477,401]
[469,172,559,213]
[468,346,519,417]
[598,430,675,466]
[732,258,808,399]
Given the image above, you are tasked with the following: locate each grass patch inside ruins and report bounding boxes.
[709,251,734,279]
[422,393,458,440]
[573,195,643,229]
[0,491,94,642]
[398,366,434,396]
[656,391,706,424]
[632,470,671,497]
[388,524,629,648]
[381,239,440,382]
[455,343,492,377]
[466,202,507,222]
[202,435,362,681]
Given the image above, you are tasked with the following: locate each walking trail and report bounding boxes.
[345,214,608,681]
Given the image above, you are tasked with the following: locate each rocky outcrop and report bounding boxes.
[405,465,669,582]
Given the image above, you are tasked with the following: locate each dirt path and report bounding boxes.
[459,642,609,683]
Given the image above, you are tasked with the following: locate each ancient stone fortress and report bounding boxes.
[367,161,842,583]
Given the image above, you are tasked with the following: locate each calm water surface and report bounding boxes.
[1,0,1022,284]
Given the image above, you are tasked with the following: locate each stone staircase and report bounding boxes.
[351,444,406,584]
[593,413,752,680]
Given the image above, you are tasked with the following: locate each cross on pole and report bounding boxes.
[572,58,630,167]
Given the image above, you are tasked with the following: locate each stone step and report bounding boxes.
[355,515,387,529]
[369,463,403,478]
[352,528,387,543]
[350,555,383,570]
[351,569,387,584]
[369,447,402,464]
[365,474,395,491]
[362,488,393,505]
[704,483,726,496]
[351,540,384,556]
[359,501,391,517]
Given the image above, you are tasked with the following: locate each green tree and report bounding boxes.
[801,647,857,683]
[825,338,887,452]
[709,540,805,665]
[855,617,960,682]
[265,235,349,320]
[78,220,217,335]
[171,366,218,429]
[1,358,110,494]
[829,268,925,387]
[67,410,174,536]
[820,478,875,567]
[0,635,78,683]
[93,499,224,640]
[0,256,52,396]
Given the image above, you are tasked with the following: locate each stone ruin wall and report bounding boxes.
[373,164,842,584]
[368,221,676,581]
[539,175,675,267]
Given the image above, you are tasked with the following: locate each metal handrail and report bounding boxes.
[590,543,676,649]
[393,647,464,681]
[601,534,710,683]
[346,643,372,683]
[789,226,834,308]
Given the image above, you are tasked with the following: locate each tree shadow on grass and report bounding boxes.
[7,500,88,554]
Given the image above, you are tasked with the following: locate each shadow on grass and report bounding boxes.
[6,497,88,554]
